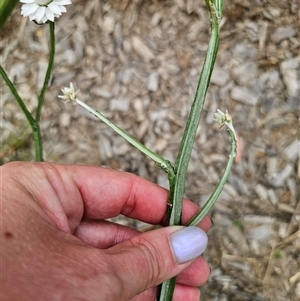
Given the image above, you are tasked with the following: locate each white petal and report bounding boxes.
[56,0,72,5]
[29,14,35,21]
[20,0,35,3]
[59,6,67,13]
[35,6,46,23]
[41,15,48,23]
[216,109,224,116]
[45,8,55,21]
[21,3,39,16]
[21,0,71,22]
[48,3,62,15]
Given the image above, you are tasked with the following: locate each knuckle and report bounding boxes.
[130,236,166,287]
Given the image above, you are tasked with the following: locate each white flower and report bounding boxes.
[20,0,72,24]
[214,109,230,124]
[214,109,235,132]
[58,82,80,102]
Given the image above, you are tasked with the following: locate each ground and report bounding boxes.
[1,0,299,300]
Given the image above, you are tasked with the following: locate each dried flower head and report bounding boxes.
[20,0,72,24]
[214,109,230,124]
[58,83,80,102]
[214,109,234,132]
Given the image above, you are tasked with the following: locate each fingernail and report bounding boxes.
[170,227,208,264]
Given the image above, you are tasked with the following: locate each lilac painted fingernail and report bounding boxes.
[170,227,208,264]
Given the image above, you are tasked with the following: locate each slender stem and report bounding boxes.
[0,64,44,161]
[0,0,19,28]
[170,0,221,229]
[32,123,43,161]
[75,98,175,176]
[159,120,236,301]
[158,1,223,300]
[157,278,176,301]
[187,126,237,226]
[0,21,55,162]
[0,65,35,126]
[36,21,55,123]
[32,21,55,161]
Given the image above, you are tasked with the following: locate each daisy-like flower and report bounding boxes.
[58,82,80,102]
[20,0,72,24]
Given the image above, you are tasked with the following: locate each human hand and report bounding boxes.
[1,162,211,301]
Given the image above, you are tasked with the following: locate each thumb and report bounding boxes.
[104,226,208,299]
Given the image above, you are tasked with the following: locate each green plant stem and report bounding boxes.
[0,22,55,161]
[74,98,175,176]
[0,0,19,28]
[169,0,221,226]
[158,1,223,300]
[187,125,237,226]
[0,65,44,161]
[32,123,43,162]
[36,21,55,123]
[0,66,35,126]
[34,21,56,161]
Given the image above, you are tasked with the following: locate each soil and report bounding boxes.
[1,0,299,300]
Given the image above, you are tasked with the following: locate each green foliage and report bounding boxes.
[0,0,19,28]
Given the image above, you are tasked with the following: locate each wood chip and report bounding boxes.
[147,71,159,92]
[231,86,258,105]
[131,36,155,62]
[270,164,294,187]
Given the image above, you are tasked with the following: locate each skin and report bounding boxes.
[1,162,211,301]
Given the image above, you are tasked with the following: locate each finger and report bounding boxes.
[75,220,210,286]
[102,226,208,300]
[172,284,201,301]
[41,162,211,229]
[176,256,210,286]
[68,164,212,229]
[129,283,200,301]
[75,214,210,250]
[68,164,169,222]
[40,162,211,229]
[74,219,140,248]
[4,162,211,233]
[75,219,212,289]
